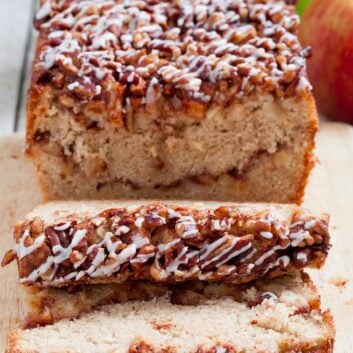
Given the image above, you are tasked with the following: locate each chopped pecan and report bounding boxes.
[46,227,60,247]
[1,249,16,267]
[144,213,166,229]
[69,250,84,266]
[31,218,44,236]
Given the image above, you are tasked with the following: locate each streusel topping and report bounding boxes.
[2,202,329,286]
[33,0,311,111]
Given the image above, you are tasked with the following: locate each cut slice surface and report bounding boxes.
[8,272,335,353]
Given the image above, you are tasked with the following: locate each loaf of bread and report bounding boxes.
[8,272,335,353]
[27,0,317,203]
[2,201,330,287]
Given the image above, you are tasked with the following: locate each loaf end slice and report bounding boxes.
[7,272,335,353]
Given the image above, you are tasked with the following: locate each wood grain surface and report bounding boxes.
[0,123,352,352]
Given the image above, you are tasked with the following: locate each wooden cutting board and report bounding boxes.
[0,123,352,352]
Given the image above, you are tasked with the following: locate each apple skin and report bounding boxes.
[299,0,353,124]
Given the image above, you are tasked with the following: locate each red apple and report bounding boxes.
[299,0,353,124]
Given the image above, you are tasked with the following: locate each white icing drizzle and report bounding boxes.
[53,222,71,231]
[304,219,317,230]
[211,218,232,231]
[92,217,105,226]
[176,216,198,238]
[17,230,46,260]
[165,246,189,273]
[68,82,80,90]
[296,252,308,263]
[52,229,87,264]
[131,234,149,249]
[215,241,252,268]
[64,271,77,280]
[275,255,290,267]
[20,256,54,283]
[215,346,227,353]
[240,248,257,263]
[246,263,255,273]
[36,1,51,20]
[254,245,287,266]
[217,265,236,276]
[148,211,166,225]
[90,244,136,278]
[157,238,181,253]
[115,225,130,236]
[76,271,86,281]
[199,235,229,263]
[260,231,273,239]
[135,217,144,228]
[100,232,122,256]
[290,221,304,228]
[130,252,155,264]
[86,248,106,274]
[289,230,310,247]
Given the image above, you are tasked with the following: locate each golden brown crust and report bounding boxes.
[292,92,318,205]
[7,331,38,353]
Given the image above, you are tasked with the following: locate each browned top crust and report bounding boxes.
[31,0,312,121]
[2,202,330,287]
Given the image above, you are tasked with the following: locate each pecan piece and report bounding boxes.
[1,249,16,267]
[46,227,60,247]
[30,218,44,237]
[144,212,166,229]
[150,262,167,281]
[69,250,84,266]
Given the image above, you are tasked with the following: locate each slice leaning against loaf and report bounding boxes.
[7,272,335,353]
[1,201,330,287]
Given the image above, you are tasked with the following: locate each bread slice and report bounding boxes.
[27,0,317,204]
[8,272,335,353]
[2,201,330,287]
